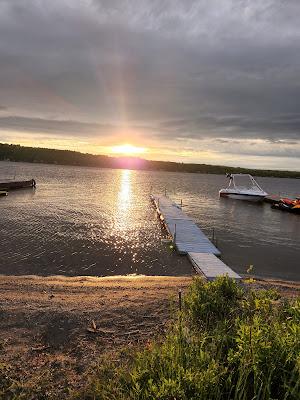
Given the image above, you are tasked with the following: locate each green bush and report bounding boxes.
[79,277,300,400]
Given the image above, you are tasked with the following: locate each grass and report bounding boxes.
[78,277,300,400]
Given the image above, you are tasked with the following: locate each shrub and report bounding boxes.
[76,278,300,399]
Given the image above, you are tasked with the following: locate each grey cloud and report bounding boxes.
[156,114,300,141]
[0,114,158,140]
[0,116,114,136]
[1,0,300,163]
[226,146,300,160]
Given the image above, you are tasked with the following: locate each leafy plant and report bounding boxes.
[79,277,300,400]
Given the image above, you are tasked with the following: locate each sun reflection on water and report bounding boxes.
[113,169,134,242]
[118,169,132,213]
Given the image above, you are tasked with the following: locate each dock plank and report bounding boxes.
[188,252,241,280]
[151,194,220,256]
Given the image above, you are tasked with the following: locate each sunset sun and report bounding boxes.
[111,144,146,156]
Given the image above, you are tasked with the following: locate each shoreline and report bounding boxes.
[0,272,299,290]
[1,147,300,178]
[1,271,299,280]
[0,274,299,397]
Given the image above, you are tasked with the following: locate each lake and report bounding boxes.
[0,161,299,280]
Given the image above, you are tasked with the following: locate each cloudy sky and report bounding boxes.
[1,0,300,170]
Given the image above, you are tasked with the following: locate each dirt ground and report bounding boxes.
[0,275,191,398]
[0,274,299,398]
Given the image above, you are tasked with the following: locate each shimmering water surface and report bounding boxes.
[1,161,299,280]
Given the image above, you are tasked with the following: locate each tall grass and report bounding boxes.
[80,277,300,400]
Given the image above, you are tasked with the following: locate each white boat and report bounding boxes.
[219,174,268,202]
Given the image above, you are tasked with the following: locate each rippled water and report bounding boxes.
[1,161,299,280]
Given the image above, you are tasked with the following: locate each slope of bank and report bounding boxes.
[0,274,299,398]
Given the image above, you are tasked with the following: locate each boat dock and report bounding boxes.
[0,179,36,190]
[264,195,281,204]
[151,194,241,281]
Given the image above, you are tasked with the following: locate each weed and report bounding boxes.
[78,277,299,400]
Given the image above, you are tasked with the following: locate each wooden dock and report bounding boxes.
[0,179,36,190]
[151,194,241,281]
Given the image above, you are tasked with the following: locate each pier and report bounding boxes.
[264,195,281,204]
[151,194,241,281]
[0,179,36,190]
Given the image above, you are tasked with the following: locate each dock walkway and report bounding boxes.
[151,194,241,281]
[0,179,36,190]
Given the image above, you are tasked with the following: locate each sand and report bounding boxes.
[0,274,299,397]
[0,275,190,397]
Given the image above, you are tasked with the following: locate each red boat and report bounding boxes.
[271,197,300,214]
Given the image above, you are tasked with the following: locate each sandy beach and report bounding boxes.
[0,274,299,397]
[0,275,191,397]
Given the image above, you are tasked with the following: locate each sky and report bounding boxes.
[0,0,300,170]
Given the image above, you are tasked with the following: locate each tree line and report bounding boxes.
[0,143,299,178]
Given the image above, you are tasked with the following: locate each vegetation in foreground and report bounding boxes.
[1,143,300,178]
[79,277,300,400]
[0,277,299,399]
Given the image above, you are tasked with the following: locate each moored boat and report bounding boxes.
[219,174,268,202]
[271,197,300,214]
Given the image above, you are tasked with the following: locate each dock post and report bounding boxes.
[178,289,182,311]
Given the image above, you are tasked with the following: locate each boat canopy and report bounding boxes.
[226,174,266,193]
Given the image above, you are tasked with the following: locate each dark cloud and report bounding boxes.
[0,116,115,136]
[157,113,300,141]
[0,0,300,166]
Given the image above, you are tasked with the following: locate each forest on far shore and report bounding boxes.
[0,143,299,179]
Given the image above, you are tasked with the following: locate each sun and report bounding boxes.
[111,144,146,156]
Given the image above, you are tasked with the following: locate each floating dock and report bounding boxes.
[188,253,241,281]
[151,194,241,281]
[0,179,36,190]
[264,195,281,204]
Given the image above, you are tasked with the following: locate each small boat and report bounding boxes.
[219,174,268,202]
[0,190,7,197]
[292,204,300,214]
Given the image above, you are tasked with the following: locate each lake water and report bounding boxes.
[0,161,299,280]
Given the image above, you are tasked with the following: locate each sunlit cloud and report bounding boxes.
[111,144,147,156]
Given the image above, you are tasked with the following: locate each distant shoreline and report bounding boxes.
[1,142,299,179]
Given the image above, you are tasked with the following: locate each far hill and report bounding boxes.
[0,143,299,179]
